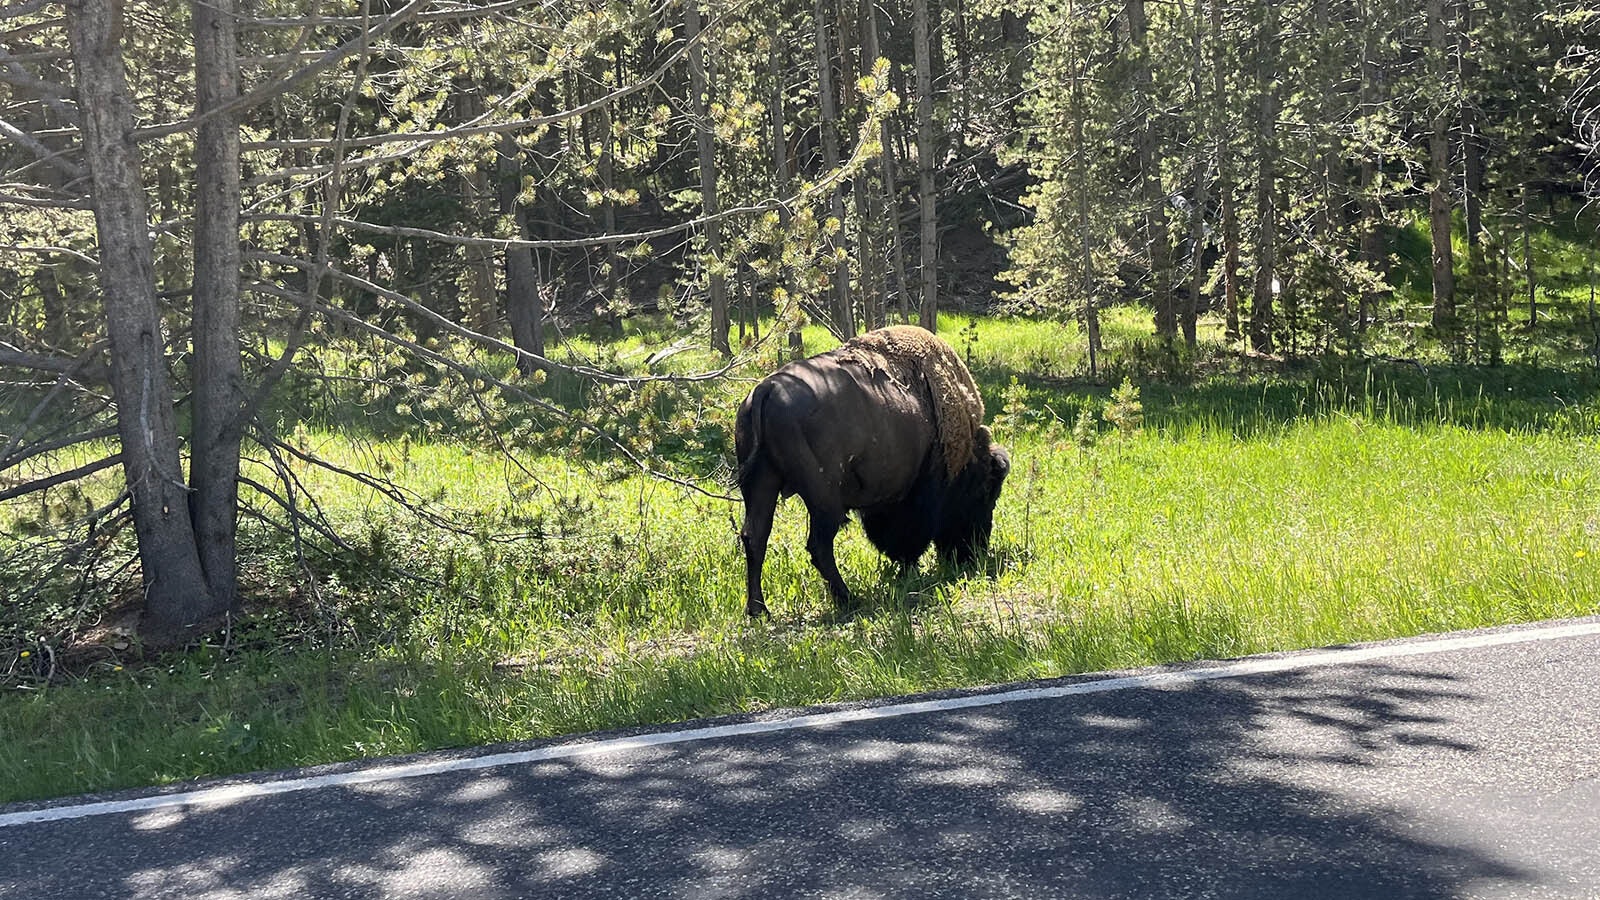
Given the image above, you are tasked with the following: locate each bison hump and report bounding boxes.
[836,325,984,479]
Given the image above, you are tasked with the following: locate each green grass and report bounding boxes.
[4,312,1600,804]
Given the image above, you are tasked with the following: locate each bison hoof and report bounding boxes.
[745,600,770,618]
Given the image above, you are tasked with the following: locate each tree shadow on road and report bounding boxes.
[0,659,1557,899]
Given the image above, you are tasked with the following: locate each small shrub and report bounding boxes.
[1104,377,1144,436]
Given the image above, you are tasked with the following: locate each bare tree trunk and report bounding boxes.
[1357,2,1387,336]
[1522,183,1536,326]
[914,0,939,332]
[687,3,731,354]
[864,1,912,323]
[815,0,855,336]
[1213,0,1240,344]
[456,94,497,333]
[951,0,970,152]
[597,76,621,337]
[1427,0,1456,330]
[67,0,217,638]
[1248,0,1279,354]
[769,8,800,347]
[1075,72,1101,376]
[35,267,68,348]
[1457,0,1485,352]
[462,164,499,332]
[1128,0,1174,341]
[190,0,244,614]
[498,134,543,372]
[1182,0,1208,349]
[1001,11,1030,127]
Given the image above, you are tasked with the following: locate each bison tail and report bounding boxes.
[734,382,771,487]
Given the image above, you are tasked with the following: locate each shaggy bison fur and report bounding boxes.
[735,326,1011,616]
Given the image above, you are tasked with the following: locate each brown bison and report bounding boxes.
[735,325,1011,616]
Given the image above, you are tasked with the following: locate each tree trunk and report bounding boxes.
[1248,0,1279,354]
[1075,73,1102,376]
[687,3,731,354]
[1457,0,1485,349]
[864,0,912,323]
[815,0,855,336]
[951,0,970,152]
[596,69,621,337]
[1356,5,1387,336]
[1523,184,1536,326]
[1213,0,1240,343]
[35,267,68,348]
[462,164,499,333]
[1001,11,1030,130]
[913,0,939,332]
[67,0,218,638]
[189,0,244,613]
[1182,0,1208,349]
[769,8,800,347]
[1427,0,1456,330]
[1128,0,1174,341]
[498,134,543,372]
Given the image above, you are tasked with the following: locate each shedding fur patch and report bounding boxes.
[836,325,984,478]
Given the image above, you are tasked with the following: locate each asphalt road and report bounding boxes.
[3,618,1598,899]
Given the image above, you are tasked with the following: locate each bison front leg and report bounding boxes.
[805,506,854,609]
[739,471,781,617]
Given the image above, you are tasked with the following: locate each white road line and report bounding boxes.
[5,618,1598,829]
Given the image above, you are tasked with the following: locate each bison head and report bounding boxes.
[935,428,1011,567]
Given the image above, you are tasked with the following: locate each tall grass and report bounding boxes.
[3,313,1600,803]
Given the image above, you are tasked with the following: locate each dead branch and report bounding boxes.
[0,359,113,467]
[0,424,118,473]
[238,473,358,555]
[0,342,107,380]
[0,453,121,503]
[0,193,92,209]
[0,0,49,17]
[240,13,708,154]
[242,0,559,28]
[241,279,736,502]
[248,252,752,384]
[0,243,99,264]
[0,115,85,180]
[131,0,430,143]
[1,490,133,627]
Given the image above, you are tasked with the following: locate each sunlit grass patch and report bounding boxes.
[4,314,1600,804]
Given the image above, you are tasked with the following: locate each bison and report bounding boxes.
[735,325,1011,616]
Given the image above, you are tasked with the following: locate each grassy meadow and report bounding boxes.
[4,304,1600,804]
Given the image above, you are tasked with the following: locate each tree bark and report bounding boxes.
[462,163,499,333]
[1214,0,1240,343]
[687,3,730,354]
[1522,183,1536,326]
[1248,0,1279,353]
[1128,0,1174,341]
[1356,1,1387,335]
[67,0,218,638]
[1182,0,1208,349]
[35,267,68,348]
[498,133,543,372]
[769,7,800,347]
[815,0,855,336]
[1427,0,1456,330]
[1457,0,1485,347]
[1074,60,1101,375]
[914,0,939,332]
[864,0,912,324]
[190,0,244,613]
